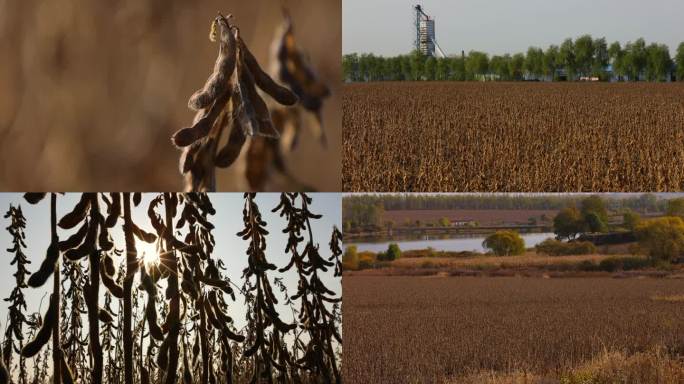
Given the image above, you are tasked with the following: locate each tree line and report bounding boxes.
[343,193,668,229]
[343,36,684,82]
[0,193,341,384]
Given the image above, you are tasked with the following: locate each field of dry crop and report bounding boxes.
[342,276,684,383]
[342,82,684,192]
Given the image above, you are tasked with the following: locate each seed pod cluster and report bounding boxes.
[272,12,331,146]
[242,13,332,191]
[173,13,298,192]
[6,192,340,383]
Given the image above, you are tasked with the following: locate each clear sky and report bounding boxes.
[0,193,341,341]
[343,0,684,56]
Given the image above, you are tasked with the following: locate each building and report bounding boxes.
[414,5,437,57]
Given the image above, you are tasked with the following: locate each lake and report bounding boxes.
[347,232,556,253]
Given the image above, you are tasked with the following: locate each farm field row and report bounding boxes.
[342,275,684,383]
[343,82,684,192]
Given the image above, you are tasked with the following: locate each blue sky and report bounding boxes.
[343,0,684,56]
[0,193,341,337]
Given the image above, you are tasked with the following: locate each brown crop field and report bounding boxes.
[342,82,684,192]
[342,276,684,383]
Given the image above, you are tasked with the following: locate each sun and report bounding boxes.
[137,240,160,267]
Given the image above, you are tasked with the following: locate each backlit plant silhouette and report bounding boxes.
[0,192,340,384]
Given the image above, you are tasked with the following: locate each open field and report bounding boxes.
[342,82,684,192]
[342,276,684,383]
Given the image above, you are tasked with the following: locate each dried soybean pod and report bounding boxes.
[98,308,115,323]
[214,120,245,167]
[58,194,91,229]
[64,220,97,261]
[58,221,88,251]
[22,294,56,357]
[100,262,123,298]
[24,193,46,204]
[105,193,121,227]
[28,242,59,288]
[132,222,157,243]
[240,38,297,106]
[133,193,142,207]
[188,15,237,111]
[146,297,164,341]
[173,93,230,147]
[241,66,279,138]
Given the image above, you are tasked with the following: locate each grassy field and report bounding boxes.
[342,276,684,383]
[343,82,684,192]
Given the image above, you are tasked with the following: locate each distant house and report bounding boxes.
[451,219,477,227]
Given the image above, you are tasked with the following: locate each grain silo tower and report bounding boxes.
[414,5,445,57]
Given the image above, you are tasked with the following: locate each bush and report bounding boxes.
[377,243,402,261]
[635,216,684,262]
[535,238,597,256]
[357,252,376,270]
[482,230,525,256]
[342,245,359,270]
[598,256,651,272]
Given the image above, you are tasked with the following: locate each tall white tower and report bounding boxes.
[414,5,436,57]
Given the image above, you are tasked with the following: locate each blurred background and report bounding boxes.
[0,0,341,191]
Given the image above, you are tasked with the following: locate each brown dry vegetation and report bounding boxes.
[342,82,684,192]
[390,252,637,269]
[342,276,684,383]
[0,0,341,191]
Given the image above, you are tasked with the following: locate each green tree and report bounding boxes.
[592,37,609,78]
[635,217,684,262]
[585,212,607,233]
[609,42,625,81]
[465,51,489,79]
[424,57,437,80]
[623,210,641,230]
[676,42,684,81]
[509,53,525,80]
[559,38,576,79]
[543,45,559,80]
[482,230,525,256]
[666,198,684,219]
[385,243,402,261]
[574,35,595,77]
[438,217,450,227]
[342,54,359,81]
[624,38,647,81]
[553,207,583,240]
[580,195,608,224]
[490,55,511,80]
[409,50,425,80]
[435,58,449,80]
[524,47,544,79]
[449,56,466,80]
[646,43,672,81]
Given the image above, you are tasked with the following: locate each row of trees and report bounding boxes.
[343,193,667,230]
[0,193,342,384]
[343,36,684,82]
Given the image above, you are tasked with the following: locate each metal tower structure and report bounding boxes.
[413,5,446,58]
